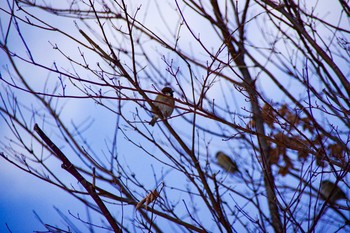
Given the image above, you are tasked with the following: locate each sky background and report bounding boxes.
[0,1,126,232]
[0,0,349,232]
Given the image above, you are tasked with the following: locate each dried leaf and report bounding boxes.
[298,149,309,161]
[301,117,314,133]
[270,147,280,164]
[136,189,159,210]
[315,149,326,167]
[328,144,344,160]
[274,133,308,151]
[278,165,289,176]
[278,104,288,117]
[262,104,276,128]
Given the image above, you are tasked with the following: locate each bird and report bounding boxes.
[320,180,347,203]
[149,87,175,126]
[215,151,239,173]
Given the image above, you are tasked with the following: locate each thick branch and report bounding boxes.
[33,124,122,233]
[209,1,283,232]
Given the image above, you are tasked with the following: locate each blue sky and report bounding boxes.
[0,161,84,232]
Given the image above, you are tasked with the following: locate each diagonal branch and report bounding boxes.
[33,123,122,233]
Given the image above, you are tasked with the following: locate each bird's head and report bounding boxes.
[162,87,174,96]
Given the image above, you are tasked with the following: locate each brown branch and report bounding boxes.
[33,123,122,233]
[209,1,283,232]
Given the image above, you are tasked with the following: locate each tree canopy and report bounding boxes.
[1,0,349,232]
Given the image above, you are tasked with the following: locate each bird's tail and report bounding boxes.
[149,116,157,126]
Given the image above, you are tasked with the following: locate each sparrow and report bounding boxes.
[216,151,239,173]
[320,180,347,202]
[149,87,175,126]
